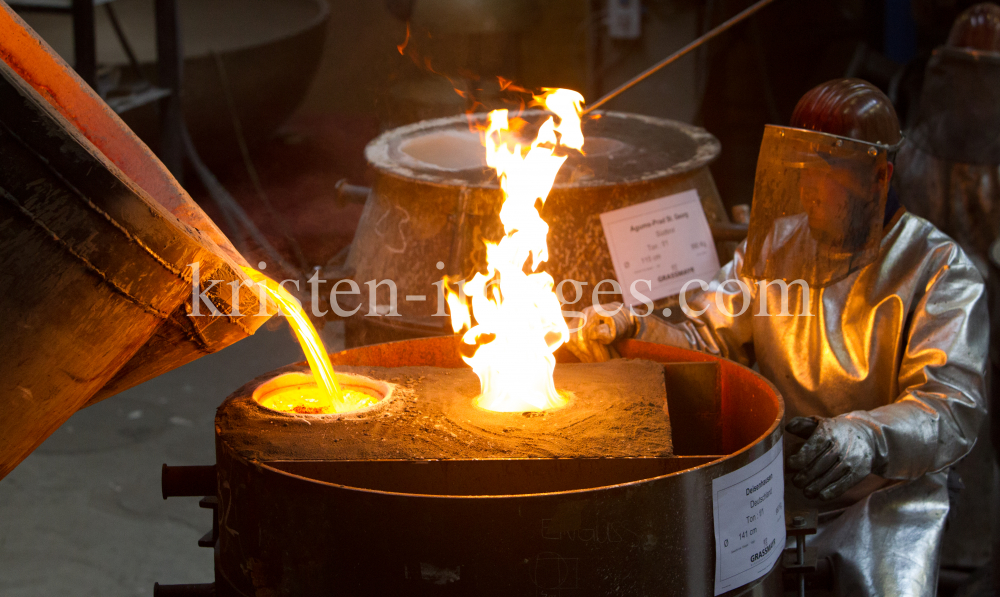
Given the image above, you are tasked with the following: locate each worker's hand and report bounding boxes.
[565,303,637,363]
[786,415,876,501]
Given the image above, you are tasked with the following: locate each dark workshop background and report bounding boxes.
[0,1,993,596]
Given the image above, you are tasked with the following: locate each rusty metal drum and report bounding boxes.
[344,111,729,347]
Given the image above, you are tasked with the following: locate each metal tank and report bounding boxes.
[340,111,739,347]
[159,337,786,596]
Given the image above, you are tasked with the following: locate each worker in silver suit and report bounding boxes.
[568,79,988,597]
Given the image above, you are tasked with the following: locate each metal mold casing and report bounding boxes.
[345,111,728,347]
[214,337,785,596]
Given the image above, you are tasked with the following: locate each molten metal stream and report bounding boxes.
[243,267,375,414]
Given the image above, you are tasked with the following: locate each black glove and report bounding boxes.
[786,415,876,501]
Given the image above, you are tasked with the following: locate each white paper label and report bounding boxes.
[599,190,720,307]
[712,441,785,596]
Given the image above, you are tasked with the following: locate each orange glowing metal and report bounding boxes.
[447,88,584,412]
[242,267,374,414]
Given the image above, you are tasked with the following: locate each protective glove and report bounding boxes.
[786,415,879,501]
[565,303,637,363]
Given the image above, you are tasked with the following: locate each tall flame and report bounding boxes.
[447,88,585,412]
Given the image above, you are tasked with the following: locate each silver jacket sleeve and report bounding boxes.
[841,242,987,479]
[634,247,756,365]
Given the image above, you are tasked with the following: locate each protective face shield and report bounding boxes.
[744,125,892,288]
[909,46,1000,165]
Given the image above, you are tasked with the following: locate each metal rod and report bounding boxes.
[71,0,96,88]
[153,582,215,597]
[709,221,748,242]
[797,535,806,597]
[582,0,776,114]
[104,4,143,80]
[334,179,372,207]
[154,0,184,180]
[162,464,217,499]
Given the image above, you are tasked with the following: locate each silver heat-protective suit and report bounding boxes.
[568,126,988,597]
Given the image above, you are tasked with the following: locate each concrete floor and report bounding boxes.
[0,320,344,596]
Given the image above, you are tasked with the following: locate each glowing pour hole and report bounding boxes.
[474,390,570,413]
[256,381,379,415]
[242,267,374,414]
